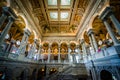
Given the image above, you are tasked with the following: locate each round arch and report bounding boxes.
[90,15,107,44]
[51,42,59,60]
[17,13,30,30]
[100,70,113,80]
[83,31,90,44]
[60,42,68,60]
[88,13,99,30]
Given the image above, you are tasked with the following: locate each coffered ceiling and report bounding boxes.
[29,0,89,37]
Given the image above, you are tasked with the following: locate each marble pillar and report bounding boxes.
[17,29,31,60]
[27,39,37,59]
[0,17,15,53]
[101,7,120,35]
[87,29,98,52]
[80,39,87,56]
[67,44,71,64]
[0,17,14,44]
[76,45,81,63]
[58,45,61,63]
[0,12,8,28]
[99,7,120,45]
[38,44,42,61]
[0,7,17,55]
[0,7,14,28]
[103,20,119,45]
[47,44,51,63]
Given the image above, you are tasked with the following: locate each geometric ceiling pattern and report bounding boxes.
[46,0,71,21]
[29,0,89,36]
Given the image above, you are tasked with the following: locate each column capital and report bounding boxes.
[87,29,94,36]
[99,7,113,21]
[34,39,38,44]
[2,7,17,19]
[24,29,31,36]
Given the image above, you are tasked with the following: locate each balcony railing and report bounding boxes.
[83,45,120,62]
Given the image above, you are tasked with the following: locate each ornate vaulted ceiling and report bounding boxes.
[29,0,89,36]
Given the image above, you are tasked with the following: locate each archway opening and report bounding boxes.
[100,70,113,80]
[51,42,58,60]
[60,42,68,61]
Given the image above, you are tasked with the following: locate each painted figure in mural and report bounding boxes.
[42,24,51,33]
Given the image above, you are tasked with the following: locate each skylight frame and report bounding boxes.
[49,11,58,21]
[60,11,70,21]
[60,0,71,6]
[61,12,69,19]
[47,0,57,6]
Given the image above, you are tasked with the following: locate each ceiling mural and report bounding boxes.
[29,0,89,35]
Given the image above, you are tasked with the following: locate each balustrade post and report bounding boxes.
[0,7,11,28]
[0,17,15,53]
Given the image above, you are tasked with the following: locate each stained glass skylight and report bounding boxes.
[61,12,69,19]
[61,0,71,5]
[48,0,57,5]
[50,12,58,19]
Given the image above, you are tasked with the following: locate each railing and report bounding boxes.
[0,51,84,64]
[83,45,120,62]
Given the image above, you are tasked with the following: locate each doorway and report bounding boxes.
[100,70,113,80]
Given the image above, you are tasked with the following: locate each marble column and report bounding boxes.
[0,17,14,44]
[38,44,42,60]
[0,6,17,54]
[101,7,120,35]
[103,20,119,45]
[47,44,51,63]
[99,7,120,45]
[0,12,8,28]
[67,44,71,64]
[87,29,98,52]
[80,39,87,56]
[76,45,81,63]
[17,29,31,60]
[88,33,95,53]
[109,14,120,35]
[27,39,37,59]
[58,45,61,63]
[0,17,15,53]
[0,7,13,28]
